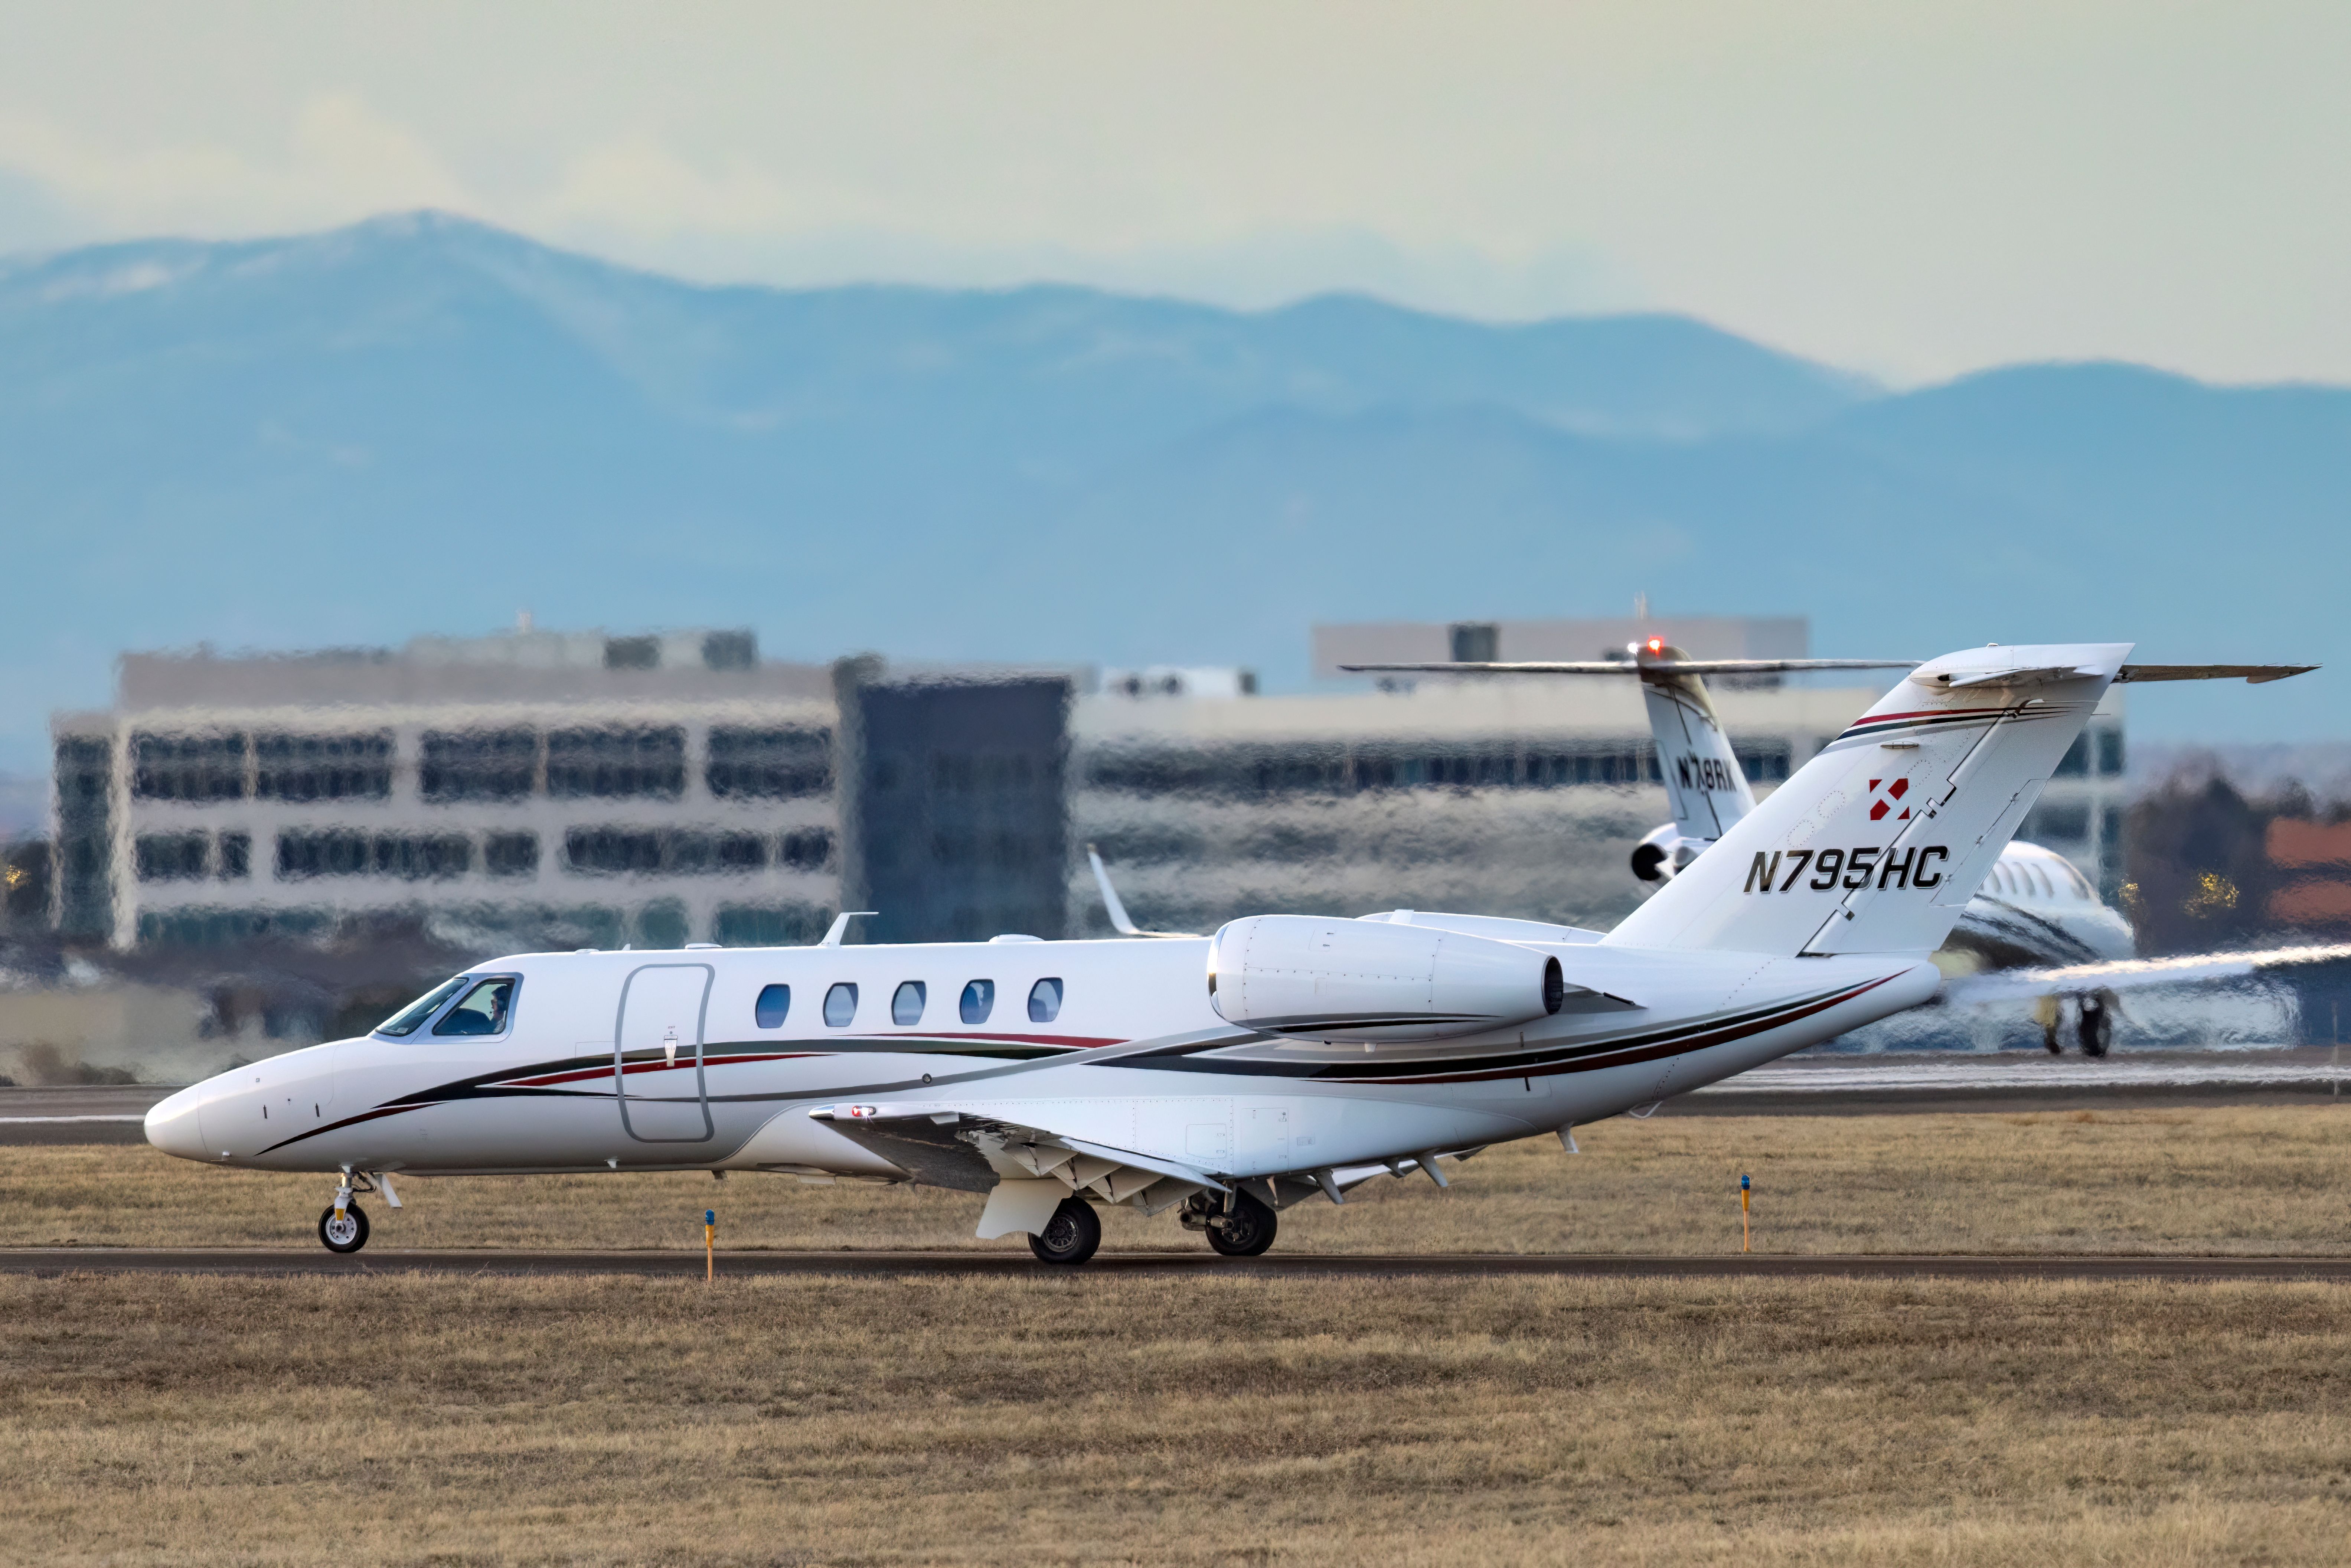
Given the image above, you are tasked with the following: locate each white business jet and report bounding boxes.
[146,644,2309,1263]
[1349,637,2144,1049]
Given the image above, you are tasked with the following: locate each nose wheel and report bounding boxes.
[318,1201,370,1254]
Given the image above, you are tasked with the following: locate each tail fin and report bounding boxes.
[1639,645,1757,843]
[1604,643,2130,956]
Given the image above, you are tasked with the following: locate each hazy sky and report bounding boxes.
[1,1,2343,384]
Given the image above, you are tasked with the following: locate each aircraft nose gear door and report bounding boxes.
[615,963,715,1144]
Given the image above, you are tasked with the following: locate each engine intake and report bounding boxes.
[1208,914,1565,1043]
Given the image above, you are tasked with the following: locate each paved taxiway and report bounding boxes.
[6,1247,2348,1282]
[10,1051,2347,1143]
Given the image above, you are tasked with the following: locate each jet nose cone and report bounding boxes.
[144,1084,210,1162]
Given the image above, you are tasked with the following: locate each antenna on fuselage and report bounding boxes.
[817,911,879,947]
[1087,844,1198,938]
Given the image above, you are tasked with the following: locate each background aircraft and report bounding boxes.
[1345,642,2325,1055]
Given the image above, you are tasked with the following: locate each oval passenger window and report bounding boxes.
[1027,977,1064,1024]
[892,980,926,1025]
[960,979,995,1025]
[754,983,790,1028]
[823,982,858,1028]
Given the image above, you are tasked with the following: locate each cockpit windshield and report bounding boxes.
[433,977,516,1037]
[375,976,470,1038]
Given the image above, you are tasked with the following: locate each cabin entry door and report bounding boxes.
[615,963,715,1144]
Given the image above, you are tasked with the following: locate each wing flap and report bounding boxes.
[810,1102,1230,1202]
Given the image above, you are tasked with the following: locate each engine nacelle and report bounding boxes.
[1207,914,1565,1043]
[1630,823,1711,883]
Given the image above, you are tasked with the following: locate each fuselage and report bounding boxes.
[1947,841,2136,968]
[146,925,1937,1182]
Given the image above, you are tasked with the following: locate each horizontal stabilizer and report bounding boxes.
[2114,664,2319,685]
[1944,943,2351,1005]
[1341,658,1917,676]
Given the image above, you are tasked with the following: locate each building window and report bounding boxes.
[564,827,786,876]
[713,904,832,946]
[754,984,791,1028]
[131,732,247,801]
[548,727,686,800]
[2055,736,2091,778]
[421,728,538,803]
[780,828,835,872]
[892,980,927,1025]
[254,732,393,801]
[959,979,995,1025]
[1027,977,1064,1023]
[823,982,858,1028]
[135,833,209,882]
[217,832,251,880]
[707,726,833,799]
[278,831,471,880]
[484,833,539,878]
[2097,729,2125,777]
[564,827,664,875]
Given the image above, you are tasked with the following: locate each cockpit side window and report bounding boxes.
[432,977,518,1037]
[375,976,469,1038]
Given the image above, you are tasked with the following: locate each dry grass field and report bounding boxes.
[7,1268,2351,1566]
[8,1104,2351,1255]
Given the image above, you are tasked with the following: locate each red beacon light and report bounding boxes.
[1644,636,1665,655]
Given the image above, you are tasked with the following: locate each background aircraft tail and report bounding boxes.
[1639,643,1756,846]
[1603,644,2132,957]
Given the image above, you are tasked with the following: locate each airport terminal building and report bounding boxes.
[45,617,2129,954]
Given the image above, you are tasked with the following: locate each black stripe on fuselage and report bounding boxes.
[1101,977,1896,1085]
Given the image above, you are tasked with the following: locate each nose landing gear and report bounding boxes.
[319,1200,369,1254]
[316,1169,395,1254]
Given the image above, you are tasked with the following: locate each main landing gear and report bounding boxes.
[1186,1188,1278,1258]
[2038,993,2115,1058]
[316,1169,397,1254]
[1028,1197,1103,1265]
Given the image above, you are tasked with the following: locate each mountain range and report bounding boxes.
[0,209,2344,775]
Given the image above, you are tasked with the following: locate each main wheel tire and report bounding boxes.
[318,1202,370,1254]
[1028,1198,1102,1265]
[2078,1000,2113,1058]
[1205,1190,1278,1258]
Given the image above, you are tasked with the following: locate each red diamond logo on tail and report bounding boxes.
[1868,776,1911,822]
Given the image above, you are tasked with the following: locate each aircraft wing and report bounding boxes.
[810,1101,1230,1203]
[1942,943,2351,1005]
[808,1098,1475,1233]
